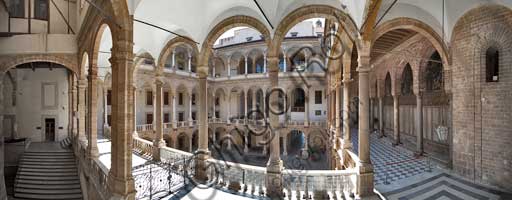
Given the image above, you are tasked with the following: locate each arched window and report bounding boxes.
[486,47,499,82]
[425,52,443,91]
[401,64,413,95]
[292,88,305,112]
[385,72,392,96]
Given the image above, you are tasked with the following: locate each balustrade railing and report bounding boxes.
[282,169,356,199]
[136,124,154,132]
[207,159,267,196]
[133,137,154,157]
[75,139,110,199]
[131,136,358,199]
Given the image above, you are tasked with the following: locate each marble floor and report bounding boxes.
[345,130,512,200]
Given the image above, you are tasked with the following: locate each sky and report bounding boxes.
[214,18,325,45]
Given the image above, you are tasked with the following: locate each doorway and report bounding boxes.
[44,118,55,142]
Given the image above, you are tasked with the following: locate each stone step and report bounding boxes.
[19,168,77,173]
[24,151,73,154]
[15,192,82,200]
[16,183,81,190]
[20,161,76,166]
[20,158,75,162]
[22,155,75,159]
[17,175,79,181]
[19,165,76,169]
[16,179,80,185]
[18,171,78,177]
[15,188,82,195]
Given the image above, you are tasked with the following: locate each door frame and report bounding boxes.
[41,115,58,141]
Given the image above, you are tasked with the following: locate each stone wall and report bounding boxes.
[450,4,512,190]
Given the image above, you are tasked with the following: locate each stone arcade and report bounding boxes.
[1,1,511,200]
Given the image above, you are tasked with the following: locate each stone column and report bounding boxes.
[86,65,99,158]
[188,53,192,72]
[252,90,256,111]
[107,20,136,198]
[244,132,249,153]
[212,66,216,78]
[304,89,309,126]
[378,97,384,137]
[71,80,78,138]
[244,90,248,121]
[0,83,6,200]
[172,50,176,69]
[342,78,352,149]
[103,88,108,129]
[415,92,424,155]
[265,56,283,198]
[369,98,374,132]
[335,84,342,148]
[283,54,287,72]
[195,71,209,181]
[393,95,401,145]
[263,54,267,73]
[153,77,165,161]
[172,95,177,127]
[78,79,87,142]
[282,136,287,156]
[212,95,216,118]
[244,56,248,75]
[227,93,231,123]
[188,93,193,125]
[356,44,374,197]
[227,57,231,77]
[133,85,138,137]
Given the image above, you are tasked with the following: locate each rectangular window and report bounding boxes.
[163,113,170,123]
[315,110,322,116]
[146,91,153,105]
[315,91,322,104]
[146,113,153,124]
[9,0,24,18]
[34,0,49,20]
[191,112,196,120]
[215,111,219,118]
[107,90,112,105]
[191,94,196,105]
[178,112,184,121]
[163,91,169,105]
[178,93,183,105]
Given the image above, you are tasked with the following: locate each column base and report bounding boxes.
[87,147,99,159]
[392,142,403,147]
[107,173,136,200]
[193,150,210,183]
[265,159,283,198]
[414,151,424,158]
[132,131,139,138]
[356,162,374,198]
[152,139,166,161]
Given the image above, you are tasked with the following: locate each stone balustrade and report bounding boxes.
[132,136,358,199]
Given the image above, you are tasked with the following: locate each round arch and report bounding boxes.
[373,17,450,66]
[199,15,272,75]
[270,5,360,58]
[1,54,78,75]
[157,36,199,72]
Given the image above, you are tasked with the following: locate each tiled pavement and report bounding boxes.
[380,172,512,200]
[346,130,511,200]
[349,129,430,185]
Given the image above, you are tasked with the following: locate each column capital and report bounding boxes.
[154,76,165,86]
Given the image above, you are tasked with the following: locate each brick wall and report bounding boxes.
[450,4,512,191]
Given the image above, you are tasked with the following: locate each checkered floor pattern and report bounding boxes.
[349,130,430,185]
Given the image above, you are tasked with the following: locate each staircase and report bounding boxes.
[14,147,83,200]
